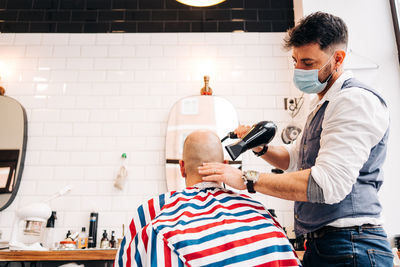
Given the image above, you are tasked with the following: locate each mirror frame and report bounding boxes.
[0,96,28,211]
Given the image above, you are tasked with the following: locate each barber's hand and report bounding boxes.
[198,162,245,190]
[234,125,252,139]
[235,124,264,153]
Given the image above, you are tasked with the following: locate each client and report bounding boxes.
[115,130,300,266]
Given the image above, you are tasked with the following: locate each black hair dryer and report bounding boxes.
[225,121,277,160]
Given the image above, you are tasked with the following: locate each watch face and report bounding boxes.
[245,170,259,181]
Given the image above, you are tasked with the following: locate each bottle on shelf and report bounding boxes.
[100,230,110,249]
[109,230,116,248]
[77,227,88,249]
[88,212,98,248]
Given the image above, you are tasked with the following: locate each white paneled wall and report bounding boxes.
[0,33,306,243]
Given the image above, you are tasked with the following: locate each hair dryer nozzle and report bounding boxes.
[225,121,277,160]
[225,140,246,160]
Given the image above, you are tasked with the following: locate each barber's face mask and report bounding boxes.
[293,54,334,94]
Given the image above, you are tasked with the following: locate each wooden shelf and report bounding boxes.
[0,249,117,262]
[0,249,398,263]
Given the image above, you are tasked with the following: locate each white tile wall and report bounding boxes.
[0,33,307,244]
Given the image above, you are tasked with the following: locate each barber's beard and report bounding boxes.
[320,62,334,84]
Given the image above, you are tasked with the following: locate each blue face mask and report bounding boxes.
[293,55,334,94]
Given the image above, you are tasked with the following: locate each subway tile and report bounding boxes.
[22,166,54,180]
[51,70,78,82]
[165,22,191,33]
[80,196,112,211]
[44,11,71,22]
[205,32,232,44]
[40,151,70,165]
[217,45,245,57]
[106,70,135,82]
[75,96,104,109]
[70,152,100,165]
[121,58,148,70]
[90,82,121,95]
[0,10,18,21]
[21,70,50,82]
[260,56,290,69]
[102,123,132,136]
[136,45,163,57]
[108,45,136,57]
[150,33,178,45]
[60,109,90,122]
[26,45,53,57]
[178,32,204,45]
[104,95,134,109]
[41,34,70,45]
[84,166,115,180]
[27,136,57,150]
[94,58,121,70]
[149,58,176,70]
[84,23,110,33]
[69,34,96,45]
[123,33,151,45]
[57,137,87,151]
[73,123,102,136]
[244,45,273,57]
[38,58,66,70]
[15,34,42,44]
[118,109,148,122]
[232,32,259,44]
[81,46,108,57]
[0,33,15,45]
[78,70,107,82]
[96,33,124,45]
[66,58,94,70]
[152,10,178,21]
[53,46,81,57]
[28,122,44,136]
[86,137,116,151]
[44,123,73,136]
[191,22,218,32]
[31,109,60,122]
[89,109,119,122]
[163,45,191,56]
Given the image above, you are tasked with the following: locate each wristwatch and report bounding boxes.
[253,144,268,157]
[242,170,260,193]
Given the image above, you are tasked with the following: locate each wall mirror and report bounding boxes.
[0,93,28,211]
[165,95,240,191]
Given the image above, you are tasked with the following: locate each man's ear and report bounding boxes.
[334,50,346,69]
[179,160,186,178]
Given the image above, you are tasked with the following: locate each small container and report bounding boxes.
[77,227,88,249]
[59,240,77,250]
[109,231,116,248]
[100,230,109,249]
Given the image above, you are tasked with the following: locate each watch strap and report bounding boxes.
[246,180,256,193]
[253,144,268,157]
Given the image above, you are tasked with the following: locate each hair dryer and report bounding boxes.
[225,121,277,160]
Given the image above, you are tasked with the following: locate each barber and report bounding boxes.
[198,12,393,266]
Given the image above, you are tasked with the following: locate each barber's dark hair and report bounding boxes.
[284,12,348,51]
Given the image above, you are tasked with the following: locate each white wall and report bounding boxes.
[301,0,400,239]
[0,32,305,244]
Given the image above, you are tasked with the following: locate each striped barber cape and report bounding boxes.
[115,185,301,267]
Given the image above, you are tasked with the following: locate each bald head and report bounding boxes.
[181,130,224,185]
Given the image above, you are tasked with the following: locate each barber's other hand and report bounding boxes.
[198,162,245,190]
[234,125,252,139]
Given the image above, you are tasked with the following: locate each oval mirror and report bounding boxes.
[166,95,240,191]
[0,93,28,211]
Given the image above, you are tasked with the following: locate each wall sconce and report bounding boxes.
[176,0,227,7]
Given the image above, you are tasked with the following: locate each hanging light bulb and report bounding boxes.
[176,0,227,7]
